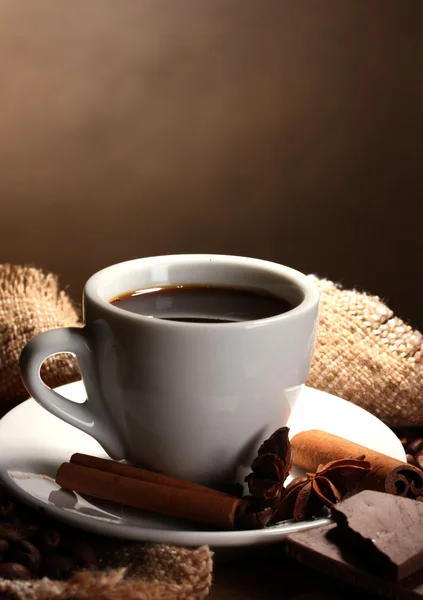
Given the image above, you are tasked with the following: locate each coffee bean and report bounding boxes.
[406,454,418,466]
[41,554,77,580]
[0,485,100,581]
[0,562,32,580]
[0,522,38,541]
[6,540,41,575]
[407,438,423,456]
[64,539,98,569]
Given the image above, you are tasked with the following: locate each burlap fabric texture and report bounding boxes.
[0,264,422,599]
[0,265,80,417]
[0,544,212,600]
[306,276,423,427]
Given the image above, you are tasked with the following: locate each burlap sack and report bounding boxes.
[0,543,212,600]
[0,264,422,599]
[0,265,80,417]
[306,276,423,427]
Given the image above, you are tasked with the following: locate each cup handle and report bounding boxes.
[19,327,125,460]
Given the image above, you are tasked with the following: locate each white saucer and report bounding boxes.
[0,381,404,548]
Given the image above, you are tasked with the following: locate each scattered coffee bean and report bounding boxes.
[0,521,38,541]
[0,482,98,582]
[408,438,423,456]
[6,540,41,575]
[394,427,423,474]
[0,562,32,580]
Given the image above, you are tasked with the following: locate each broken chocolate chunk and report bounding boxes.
[331,490,423,581]
[285,524,423,600]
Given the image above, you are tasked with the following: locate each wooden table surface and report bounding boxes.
[207,547,379,600]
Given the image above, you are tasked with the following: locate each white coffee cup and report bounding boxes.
[20,254,319,487]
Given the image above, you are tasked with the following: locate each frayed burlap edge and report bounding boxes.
[0,545,213,600]
[0,265,81,415]
[307,277,423,427]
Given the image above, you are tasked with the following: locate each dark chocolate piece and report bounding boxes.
[285,524,423,600]
[331,490,423,581]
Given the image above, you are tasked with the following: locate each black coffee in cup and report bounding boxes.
[110,285,293,323]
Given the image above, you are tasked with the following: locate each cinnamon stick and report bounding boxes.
[70,453,227,497]
[291,430,423,498]
[56,462,245,529]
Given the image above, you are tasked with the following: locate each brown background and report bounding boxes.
[1,1,422,326]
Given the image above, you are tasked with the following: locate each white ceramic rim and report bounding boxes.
[84,254,320,328]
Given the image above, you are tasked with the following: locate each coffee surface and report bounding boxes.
[110,285,293,323]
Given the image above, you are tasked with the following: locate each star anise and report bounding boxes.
[272,457,371,522]
[245,427,293,504]
[237,427,293,528]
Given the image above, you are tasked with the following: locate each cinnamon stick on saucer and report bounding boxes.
[291,430,423,498]
[70,453,226,496]
[56,459,245,530]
